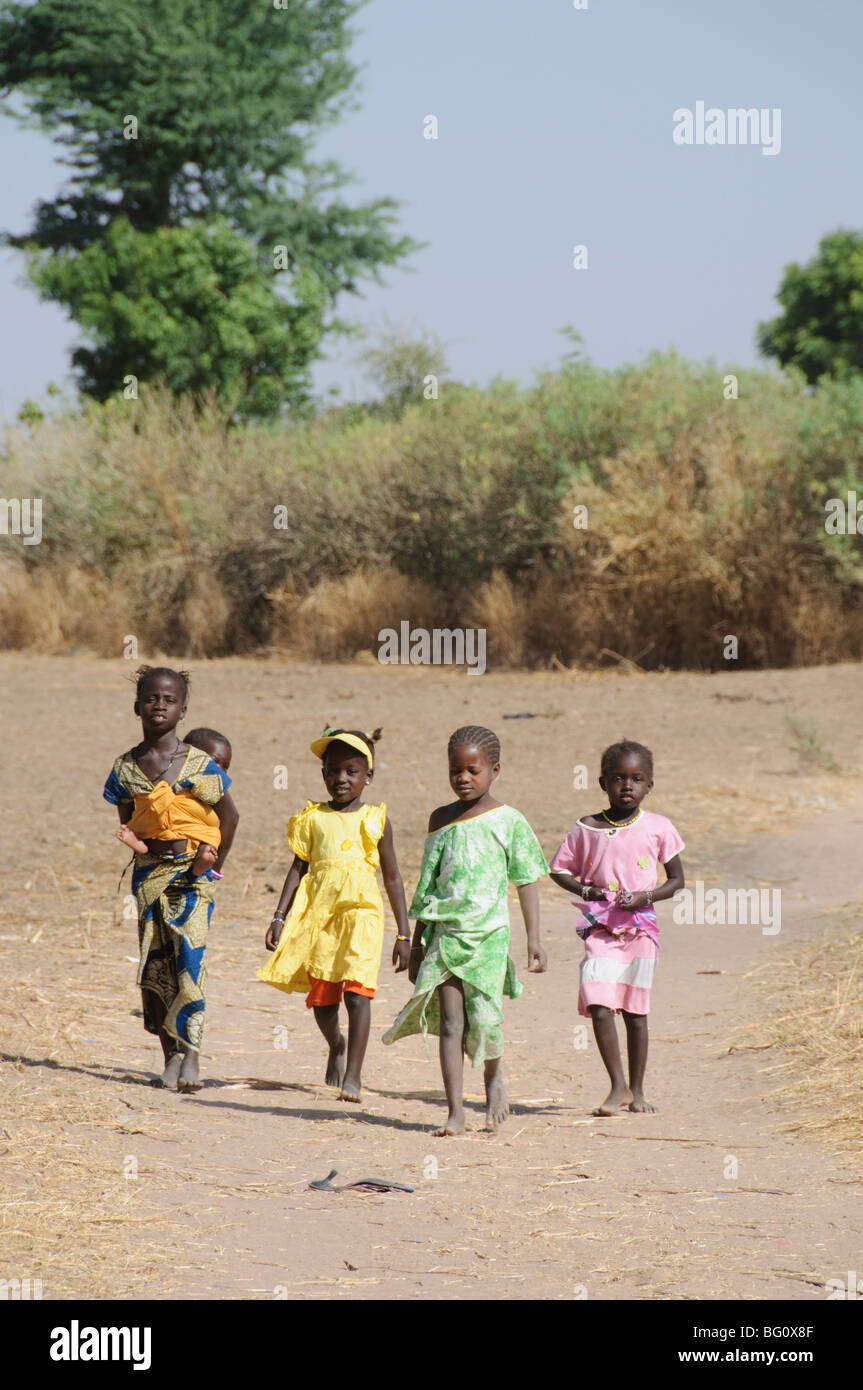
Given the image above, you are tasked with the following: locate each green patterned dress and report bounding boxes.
[382,805,548,1067]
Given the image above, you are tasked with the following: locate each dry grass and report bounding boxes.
[269,566,440,661]
[2,362,863,668]
[531,440,863,670]
[467,571,529,667]
[0,559,137,654]
[742,904,863,1163]
[0,912,196,1298]
[0,1055,182,1298]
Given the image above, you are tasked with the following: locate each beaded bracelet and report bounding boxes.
[396,934,411,942]
[271,913,286,923]
[211,870,223,880]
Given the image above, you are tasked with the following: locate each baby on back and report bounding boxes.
[115,726,232,878]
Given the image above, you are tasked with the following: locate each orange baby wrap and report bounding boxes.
[127,780,221,849]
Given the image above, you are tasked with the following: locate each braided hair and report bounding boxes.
[601,739,653,779]
[447,725,501,765]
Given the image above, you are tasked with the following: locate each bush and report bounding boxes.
[2,356,862,668]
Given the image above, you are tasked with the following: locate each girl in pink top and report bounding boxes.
[550,740,684,1116]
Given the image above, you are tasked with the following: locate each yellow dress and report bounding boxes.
[257,801,387,995]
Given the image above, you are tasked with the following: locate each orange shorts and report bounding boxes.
[305,975,375,1008]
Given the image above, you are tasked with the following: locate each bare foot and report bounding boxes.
[177,1049,202,1093]
[628,1093,657,1113]
[433,1107,466,1137]
[151,1050,183,1090]
[485,1070,509,1130]
[325,1035,346,1088]
[592,1085,632,1117]
[191,844,218,877]
[339,1079,362,1103]
[117,825,148,855]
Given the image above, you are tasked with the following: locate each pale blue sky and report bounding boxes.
[1,0,861,419]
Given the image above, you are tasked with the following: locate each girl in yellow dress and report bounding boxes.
[257,728,411,1102]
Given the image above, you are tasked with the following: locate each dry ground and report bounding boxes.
[1,655,861,1300]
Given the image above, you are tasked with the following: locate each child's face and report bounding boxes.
[600,752,653,813]
[134,675,186,736]
[200,740,231,772]
[448,744,499,802]
[322,744,370,804]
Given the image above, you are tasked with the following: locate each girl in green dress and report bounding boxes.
[383,725,548,1134]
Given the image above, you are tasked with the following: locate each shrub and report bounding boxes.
[2,356,862,669]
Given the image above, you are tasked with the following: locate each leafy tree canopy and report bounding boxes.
[0,0,418,415]
[757,230,863,384]
[27,217,328,417]
[355,319,448,417]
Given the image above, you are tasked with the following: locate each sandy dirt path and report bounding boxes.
[1,657,861,1300]
[75,803,863,1303]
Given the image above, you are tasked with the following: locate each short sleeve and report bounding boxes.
[178,758,230,806]
[103,766,129,805]
[286,801,316,861]
[506,811,549,886]
[408,831,446,919]
[657,819,685,863]
[360,802,387,853]
[549,824,586,878]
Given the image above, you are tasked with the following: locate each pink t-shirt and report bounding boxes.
[550,810,684,941]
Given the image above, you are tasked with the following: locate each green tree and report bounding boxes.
[27,217,328,418]
[757,230,863,383]
[0,0,417,415]
[356,319,449,417]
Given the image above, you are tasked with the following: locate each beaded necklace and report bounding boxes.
[600,806,643,831]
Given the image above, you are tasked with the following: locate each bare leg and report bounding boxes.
[313,1003,346,1088]
[484,1055,509,1130]
[117,825,148,855]
[177,1045,202,1093]
[191,843,218,878]
[622,1010,656,1112]
[339,992,370,1102]
[589,1005,632,1115]
[145,992,182,1089]
[159,1052,183,1088]
[434,978,466,1135]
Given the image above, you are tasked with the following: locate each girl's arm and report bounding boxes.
[616,854,685,911]
[408,920,426,983]
[265,854,309,950]
[378,819,411,973]
[213,792,239,873]
[517,880,547,973]
[550,870,598,900]
[548,827,596,900]
[407,807,445,981]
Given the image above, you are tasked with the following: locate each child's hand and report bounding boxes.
[265,918,284,951]
[408,945,424,983]
[392,938,411,973]
[527,939,547,972]
[616,889,649,911]
[116,824,149,855]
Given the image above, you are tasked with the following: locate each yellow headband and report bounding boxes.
[309,731,374,770]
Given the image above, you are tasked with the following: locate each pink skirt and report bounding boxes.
[578,927,657,1017]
